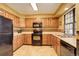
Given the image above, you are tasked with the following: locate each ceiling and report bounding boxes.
[6,3,61,15]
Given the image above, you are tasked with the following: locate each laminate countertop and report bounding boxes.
[13,32,76,48]
[50,32,76,48]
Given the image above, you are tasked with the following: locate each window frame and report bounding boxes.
[64,8,75,36]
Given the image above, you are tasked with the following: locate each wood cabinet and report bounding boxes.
[56,37,60,55]
[51,35,56,51]
[24,34,51,45]
[25,18,35,28]
[42,18,58,28]
[13,16,20,27]
[17,35,24,47]
[0,9,20,27]
[51,35,60,56]
[25,18,59,29]
[24,34,32,45]
[42,34,60,55]
[42,34,51,45]
[13,35,24,51]
[0,9,5,16]
[13,36,18,51]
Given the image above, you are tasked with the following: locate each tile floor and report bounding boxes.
[13,45,57,56]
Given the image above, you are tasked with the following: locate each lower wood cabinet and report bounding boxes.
[24,34,51,45]
[42,34,51,45]
[13,36,18,51]
[13,34,60,56]
[51,35,60,56]
[13,34,24,51]
[56,37,60,56]
[42,34,60,55]
[17,35,24,47]
[24,34,32,45]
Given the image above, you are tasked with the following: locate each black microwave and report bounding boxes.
[33,23,42,28]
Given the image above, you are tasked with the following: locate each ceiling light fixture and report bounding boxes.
[64,8,68,11]
[31,3,38,11]
[0,10,3,13]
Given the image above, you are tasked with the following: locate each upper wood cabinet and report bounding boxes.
[0,9,6,16]
[13,16,20,27]
[42,18,59,28]
[25,18,35,28]
[5,12,20,27]
[0,9,20,27]
[25,18,59,29]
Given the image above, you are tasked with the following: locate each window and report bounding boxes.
[64,8,76,36]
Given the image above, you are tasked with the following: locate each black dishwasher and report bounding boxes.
[60,40,76,56]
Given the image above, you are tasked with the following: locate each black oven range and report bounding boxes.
[32,22,42,46]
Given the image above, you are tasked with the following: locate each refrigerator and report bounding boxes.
[0,16,13,56]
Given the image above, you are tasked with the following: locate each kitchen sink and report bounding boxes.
[57,34,73,38]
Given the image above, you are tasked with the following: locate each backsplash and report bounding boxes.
[13,27,63,32]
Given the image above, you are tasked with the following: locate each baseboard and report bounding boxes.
[23,44,32,45]
[24,44,51,46]
[13,44,23,52]
[42,44,52,46]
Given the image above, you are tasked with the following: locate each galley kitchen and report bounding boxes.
[0,3,78,56]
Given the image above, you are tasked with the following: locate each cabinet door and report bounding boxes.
[24,34,32,44]
[53,36,57,52]
[42,34,48,45]
[17,35,24,48]
[24,34,27,44]
[25,18,34,28]
[13,36,18,51]
[42,34,51,45]
[47,34,51,45]
[25,19,30,28]
[5,12,10,18]
[51,35,57,54]
[51,35,56,46]
[13,35,24,51]
[25,20,28,27]
[13,17,20,27]
[51,35,60,56]
[56,37,60,56]
[0,9,5,16]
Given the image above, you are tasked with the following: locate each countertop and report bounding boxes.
[13,32,76,48]
[51,32,76,48]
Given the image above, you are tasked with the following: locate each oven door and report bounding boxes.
[32,33,42,46]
